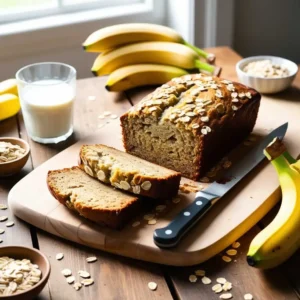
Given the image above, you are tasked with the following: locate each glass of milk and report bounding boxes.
[16,62,76,144]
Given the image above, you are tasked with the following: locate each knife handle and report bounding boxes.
[153,196,213,248]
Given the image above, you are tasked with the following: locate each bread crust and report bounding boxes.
[79,144,181,200]
[47,167,141,229]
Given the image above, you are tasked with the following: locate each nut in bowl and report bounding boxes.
[236,56,298,94]
[0,138,30,177]
[0,246,50,300]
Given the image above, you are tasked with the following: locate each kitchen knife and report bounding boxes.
[153,123,288,248]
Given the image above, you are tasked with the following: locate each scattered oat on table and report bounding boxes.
[226,249,237,256]
[66,276,75,284]
[86,257,97,263]
[222,256,232,263]
[87,96,96,101]
[172,197,181,204]
[81,278,94,286]
[73,282,82,291]
[5,221,14,227]
[61,269,72,277]
[98,115,105,119]
[201,276,211,284]
[195,269,205,276]
[189,274,198,283]
[0,239,2,243]
[103,111,111,116]
[110,114,118,119]
[223,281,232,291]
[155,205,166,212]
[132,221,140,228]
[232,241,240,248]
[143,214,155,221]
[212,284,222,293]
[216,278,227,284]
[0,204,7,210]
[244,293,253,300]
[78,270,90,278]
[148,282,157,291]
[0,229,4,234]
[220,293,233,299]
[148,219,157,225]
[0,216,8,222]
[56,253,64,260]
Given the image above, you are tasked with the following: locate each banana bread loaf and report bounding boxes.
[47,167,141,229]
[121,74,261,180]
[79,144,181,200]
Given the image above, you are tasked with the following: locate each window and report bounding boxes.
[0,0,143,24]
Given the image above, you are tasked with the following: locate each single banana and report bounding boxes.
[0,79,18,96]
[92,42,219,76]
[247,137,300,269]
[105,64,188,91]
[83,23,215,63]
[0,93,20,121]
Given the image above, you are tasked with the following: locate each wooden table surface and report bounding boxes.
[1,47,300,300]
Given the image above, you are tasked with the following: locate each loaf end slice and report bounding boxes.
[79,144,181,200]
[47,167,141,229]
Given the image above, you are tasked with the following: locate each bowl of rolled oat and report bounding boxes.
[236,55,298,93]
[0,138,30,177]
[0,246,50,299]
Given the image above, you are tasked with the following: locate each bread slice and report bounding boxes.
[47,167,141,229]
[79,144,181,200]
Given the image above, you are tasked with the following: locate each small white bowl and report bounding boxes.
[236,56,298,94]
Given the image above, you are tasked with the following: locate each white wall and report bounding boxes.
[233,0,300,63]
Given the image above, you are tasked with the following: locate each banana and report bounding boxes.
[105,64,188,91]
[0,79,18,96]
[83,23,215,63]
[247,137,300,269]
[92,42,219,76]
[0,94,20,121]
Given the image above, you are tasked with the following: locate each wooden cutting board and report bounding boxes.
[8,91,300,266]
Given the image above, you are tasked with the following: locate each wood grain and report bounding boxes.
[167,226,299,300]
[20,76,172,300]
[0,116,33,247]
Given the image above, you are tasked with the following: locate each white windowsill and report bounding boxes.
[0,1,155,36]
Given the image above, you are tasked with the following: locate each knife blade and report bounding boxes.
[153,122,288,248]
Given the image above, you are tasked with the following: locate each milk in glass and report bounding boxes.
[21,80,74,139]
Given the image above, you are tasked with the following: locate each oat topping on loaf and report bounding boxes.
[121,74,261,180]
[129,74,253,135]
[79,144,181,200]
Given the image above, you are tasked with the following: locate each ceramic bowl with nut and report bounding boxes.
[236,55,298,94]
[0,137,30,177]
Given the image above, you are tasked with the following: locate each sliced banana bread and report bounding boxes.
[47,167,141,229]
[120,74,261,180]
[79,144,181,200]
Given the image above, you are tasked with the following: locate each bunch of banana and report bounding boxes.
[247,137,300,269]
[0,79,20,121]
[83,23,220,91]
